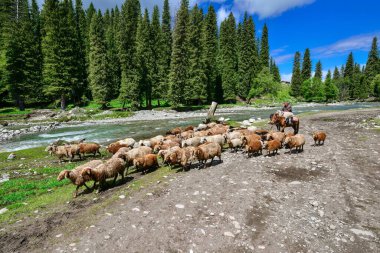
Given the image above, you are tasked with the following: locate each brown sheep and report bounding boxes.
[124,146,153,175]
[166,127,182,135]
[180,146,198,170]
[107,141,131,154]
[194,142,222,169]
[133,154,159,174]
[285,132,295,138]
[65,144,82,161]
[263,139,282,156]
[312,131,326,146]
[254,129,269,136]
[245,140,263,158]
[227,138,243,152]
[180,130,194,140]
[284,134,305,154]
[193,130,209,137]
[57,160,103,197]
[184,126,194,131]
[78,142,101,157]
[82,158,126,191]
[241,134,261,147]
[153,142,180,153]
[112,147,131,160]
[266,131,286,147]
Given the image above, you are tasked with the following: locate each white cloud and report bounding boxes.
[274,53,294,64]
[313,32,380,58]
[216,6,230,25]
[281,73,293,82]
[233,0,315,19]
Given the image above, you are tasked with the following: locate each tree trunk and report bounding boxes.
[60,94,66,111]
[204,101,218,123]
[157,99,160,107]
[122,98,126,110]
[16,97,25,111]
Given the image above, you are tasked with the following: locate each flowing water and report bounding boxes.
[1,102,379,152]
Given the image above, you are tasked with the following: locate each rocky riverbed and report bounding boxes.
[0,108,379,253]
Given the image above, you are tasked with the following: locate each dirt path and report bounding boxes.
[2,109,380,253]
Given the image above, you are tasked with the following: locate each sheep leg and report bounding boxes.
[73,186,80,198]
[83,182,91,190]
[113,175,118,184]
[92,181,97,189]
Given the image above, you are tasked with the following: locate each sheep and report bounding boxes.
[57,160,103,197]
[181,136,201,148]
[138,140,152,147]
[200,134,226,147]
[164,135,182,144]
[122,138,136,148]
[285,132,295,138]
[180,130,194,140]
[161,146,182,165]
[180,146,198,170]
[166,127,182,135]
[245,139,263,158]
[133,154,159,174]
[164,148,183,168]
[45,145,68,161]
[254,129,269,136]
[312,131,326,146]
[266,131,286,147]
[107,141,131,154]
[112,147,131,160]
[224,131,242,141]
[65,144,82,161]
[193,130,209,137]
[241,134,261,147]
[195,123,208,131]
[284,134,305,154]
[227,138,243,152]
[207,122,217,128]
[78,142,101,157]
[149,135,165,147]
[184,126,194,131]
[263,139,282,156]
[207,125,230,135]
[82,158,126,191]
[124,146,153,175]
[194,142,222,169]
[153,141,180,153]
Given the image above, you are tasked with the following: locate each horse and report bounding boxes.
[269,112,299,134]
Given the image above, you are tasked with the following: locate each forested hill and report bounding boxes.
[0,0,379,111]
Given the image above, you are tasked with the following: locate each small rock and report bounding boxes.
[350,228,375,238]
[104,235,110,240]
[7,153,16,160]
[119,195,125,199]
[132,208,140,212]
[175,204,185,209]
[224,231,235,237]
[288,181,301,185]
[310,201,319,207]
[318,210,324,217]
[258,245,266,249]
[146,193,153,196]
[56,234,62,238]
[0,208,8,215]
[69,243,76,247]
[330,225,336,230]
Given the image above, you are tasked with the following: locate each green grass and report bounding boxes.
[0,108,33,115]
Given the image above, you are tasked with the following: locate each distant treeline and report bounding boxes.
[290,38,380,102]
[0,0,283,110]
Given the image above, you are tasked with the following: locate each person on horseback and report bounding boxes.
[281,102,294,125]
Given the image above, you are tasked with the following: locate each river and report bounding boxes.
[1,102,379,152]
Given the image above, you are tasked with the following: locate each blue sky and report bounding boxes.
[37,0,380,81]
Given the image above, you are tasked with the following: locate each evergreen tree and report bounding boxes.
[333,66,340,80]
[149,6,161,107]
[42,0,70,109]
[325,70,338,101]
[85,2,95,63]
[371,74,380,98]
[314,60,322,80]
[238,12,256,99]
[73,0,87,103]
[169,0,189,107]
[135,9,152,108]
[201,5,218,102]
[219,13,238,102]
[88,11,111,108]
[301,48,312,82]
[271,59,281,83]
[364,37,379,95]
[186,5,206,104]
[260,23,269,69]
[119,0,140,109]
[105,8,121,98]
[158,0,171,105]
[290,51,302,97]
[344,52,354,97]
[352,64,367,99]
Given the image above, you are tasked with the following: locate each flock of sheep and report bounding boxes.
[49,121,327,197]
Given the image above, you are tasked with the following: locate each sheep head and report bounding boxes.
[81,167,92,177]
[57,170,70,181]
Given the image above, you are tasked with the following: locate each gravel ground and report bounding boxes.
[1,109,380,253]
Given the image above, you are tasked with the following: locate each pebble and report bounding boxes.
[350,228,375,238]
[258,245,266,249]
[146,193,153,196]
[69,243,76,247]
[119,195,125,199]
[175,204,185,209]
[223,231,235,237]
[0,208,8,215]
[104,235,110,240]
[55,234,62,238]
[288,181,301,185]
[330,225,336,230]
[318,210,325,217]
[233,221,241,229]
[132,208,140,212]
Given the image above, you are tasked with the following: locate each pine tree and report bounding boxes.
[169,0,189,107]
[219,13,238,102]
[149,6,161,107]
[4,0,32,110]
[201,5,218,102]
[85,2,95,64]
[186,4,206,104]
[290,51,302,97]
[333,66,340,80]
[301,48,312,82]
[344,52,354,97]
[135,9,152,108]
[88,11,111,108]
[325,70,338,101]
[42,0,71,109]
[119,0,141,109]
[260,23,269,69]
[238,12,256,99]
[270,58,281,83]
[73,0,87,103]
[158,0,171,105]
[314,60,322,80]
[364,37,379,96]
[352,64,367,99]
[105,8,121,99]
